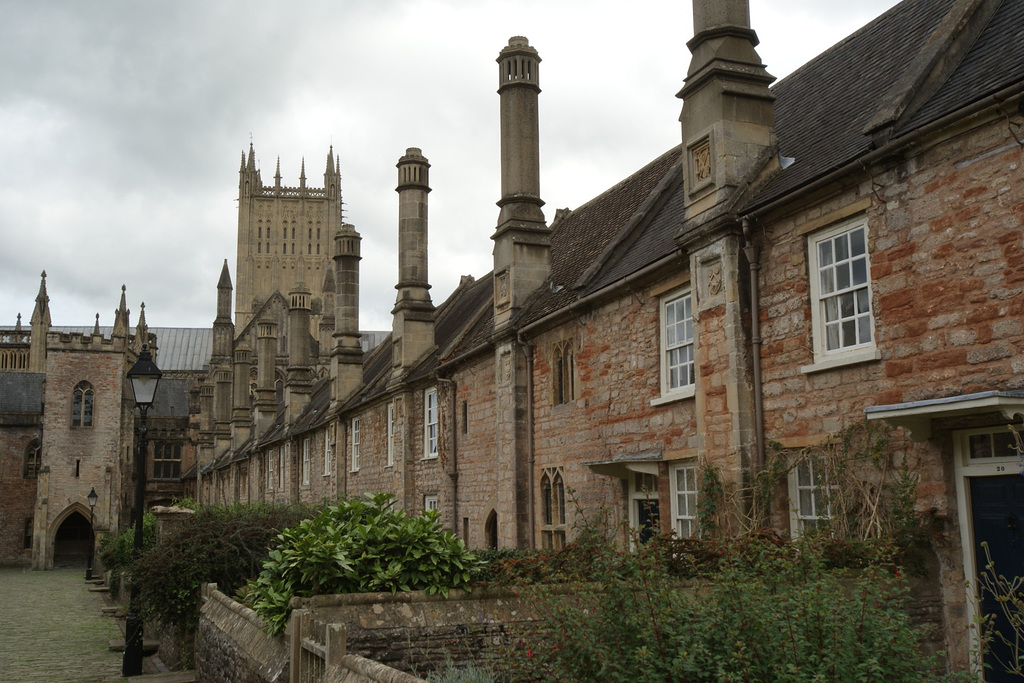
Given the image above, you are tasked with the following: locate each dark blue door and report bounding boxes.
[970,475,1024,681]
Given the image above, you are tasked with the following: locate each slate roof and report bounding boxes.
[54,326,212,371]
[284,0,1024,423]
[150,378,191,418]
[897,0,1024,133]
[0,373,44,414]
[517,147,684,327]
[746,0,1024,210]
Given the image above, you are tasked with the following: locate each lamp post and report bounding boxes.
[123,343,161,678]
[85,487,98,581]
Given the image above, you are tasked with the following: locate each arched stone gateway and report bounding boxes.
[52,510,92,569]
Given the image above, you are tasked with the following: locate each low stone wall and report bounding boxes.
[197,584,290,683]
[294,586,548,675]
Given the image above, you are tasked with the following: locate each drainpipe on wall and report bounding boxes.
[437,376,459,537]
[517,333,536,549]
[742,216,766,477]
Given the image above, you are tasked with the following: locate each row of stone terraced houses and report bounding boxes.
[189,0,1024,671]
[2,0,1021,673]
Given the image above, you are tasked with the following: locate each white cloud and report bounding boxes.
[0,0,900,331]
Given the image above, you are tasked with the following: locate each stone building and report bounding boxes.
[0,277,203,569]
[195,0,1024,670]
[2,0,1020,671]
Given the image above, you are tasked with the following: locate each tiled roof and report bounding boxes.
[745,0,1022,210]
[151,378,191,418]
[897,0,1024,133]
[0,372,44,414]
[517,148,683,327]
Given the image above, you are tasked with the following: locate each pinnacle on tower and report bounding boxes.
[113,285,130,338]
[30,270,51,328]
[93,313,100,336]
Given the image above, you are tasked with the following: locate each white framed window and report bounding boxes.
[658,290,695,401]
[670,462,699,538]
[424,388,438,459]
[279,446,286,489]
[386,402,395,467]
[267,450,275,489]
[323,428,332,476]
[350,418,361,472]
[789,459,831,535]
[301,438,310,485]
[806,217,875,368]
[423,494,439,512]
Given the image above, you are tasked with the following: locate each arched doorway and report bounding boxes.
[484,510,498,550]
[53,512,91,568]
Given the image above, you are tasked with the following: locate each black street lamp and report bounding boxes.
[85,487,98,581]
[123,343,161,678]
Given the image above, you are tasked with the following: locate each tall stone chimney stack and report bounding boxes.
[254,319,278,435]
[677,0,775,223]
[332,223,363,405]
[231,342,252,449]
[285,283,312,421]
[389,148,435,385]
[492,36,550,330]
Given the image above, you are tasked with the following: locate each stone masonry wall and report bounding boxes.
[198,584,290,683]
[0,423,39,565]
[446,356,498,547]
[756,115,1023,667]
[295,586,545,675]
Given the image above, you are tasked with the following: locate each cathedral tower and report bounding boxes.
[234,143,342,332]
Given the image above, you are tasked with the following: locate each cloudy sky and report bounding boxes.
[0,0,900,332]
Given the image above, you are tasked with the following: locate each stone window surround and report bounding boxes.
[424,388,438,460]
[23,439,41,479]
[301,437,311,486]
[386,402,395,468]
[71,381,95,427]
[653,287,696,406]
[802,215,879,375]
[788,458,832,536]
[551,338,577,406]
[350,418,361,472]
[540,467,567,549]
[323,427,332,477]
[670,460,698,538]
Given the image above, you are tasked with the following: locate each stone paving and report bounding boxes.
[0,567,125,683]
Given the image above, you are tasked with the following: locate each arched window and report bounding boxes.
[24,440,41,479]
[72,382,94,427]
[257,242,262,254]
[540,468,567,549]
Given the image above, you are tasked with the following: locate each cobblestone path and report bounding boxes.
[0,567,125,683]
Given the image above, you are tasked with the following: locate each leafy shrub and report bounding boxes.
[247,493,480,635]
[131,502,314,632]
[500,534,944,682]
[98,511,156,595]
